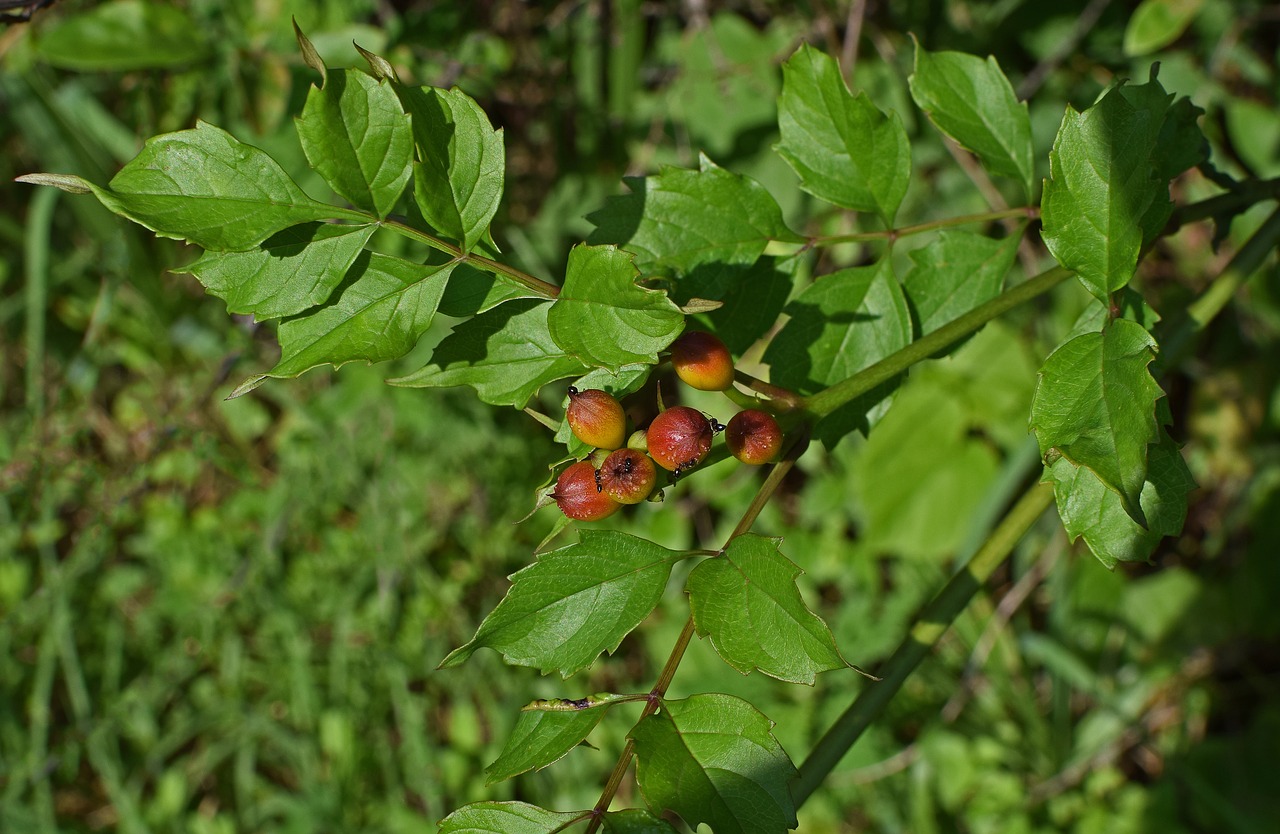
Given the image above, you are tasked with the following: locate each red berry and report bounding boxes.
[599,449,657,504]
[670,330,735,391]
[551,460,621,521]
[566,387,626,450]
[646,406,715,473]
[725,409,783,465]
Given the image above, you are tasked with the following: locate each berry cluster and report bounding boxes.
[551,331,784,521]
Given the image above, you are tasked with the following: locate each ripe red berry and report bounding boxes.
[551,460,621,521]
[725,409,783,465]
[566,387,626,450]
[646,406,716,474]
[670,330,735,391]
[599,449,657,504]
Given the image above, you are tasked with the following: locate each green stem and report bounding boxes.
[801,266,1073,419]
[379,217,561,298]
[791,482,1055,806]
[1167,175,1280,231]
[809,207,1037,247]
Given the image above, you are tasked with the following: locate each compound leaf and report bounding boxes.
[686,535,847,684]
[630,694,798,834]
[548,245,685,370]
[439,531,684,678]
[437,802,584,834]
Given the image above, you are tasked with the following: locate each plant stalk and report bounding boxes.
[809,206,1037,247]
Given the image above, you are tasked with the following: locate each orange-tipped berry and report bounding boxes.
[566,387,626,450]
[599,449,658,504]
[670,330,735,391]
[647,406,716,474]
[725,409,783,465]
[551,460,621,521]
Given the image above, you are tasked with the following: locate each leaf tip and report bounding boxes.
[227,375,268,400]
[15,173,94,194]
[292,17,327,81]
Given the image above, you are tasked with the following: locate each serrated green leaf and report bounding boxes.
[391,299,588,407]
[630,694,798,834]
[485,708,605,783]
[437,802,584,834]
[686,535,846,684]
[1124,0,1204,56]
[231,253,453,398]
[35,0,211,71]
[763,259,911,443]
[602,809,680,834]
[903,230,1019,336]
[1040,79,1173,302]
[1046,430,1195,568]
[439,531,684,677]
[776,44,911,223]
[90,122,338,251]
[548,245,685,370]
[296,69,413,219]
[397,85,505,252]
[587,154,802,276]
[908,43,1035,199]
[179,222,375,319]
[1030,319,1165,524]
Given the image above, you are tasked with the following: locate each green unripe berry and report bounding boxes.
[551,460,621,521]
[670,330,735,391]
[566,387,626,450]
[646,406,716,474]
[725,409,783,465]
[599,449,657,504]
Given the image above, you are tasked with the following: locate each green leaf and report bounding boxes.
[34,0,211,71]
[1124,0,1205,56]
[179,222,375,319]
[1030,319,1165,524]
[630,694,798,834]
[547,245,685,370]
[437,802,584,834]
[763,259,911,443]
[675,256,796,354]
[391,299,588,408]
[397,85,505,252]
[686,535,846,684]
[438,531,684,677]
[587,154,802,276]
[1040,78,1173,302]
[296,69,413,219]
[1153,96,1208,182]
[230,253,453,397]
[903,230,1019,336]
[1045,430,1195,568]
[908,43,1035,199]
[776,44,911,223]
[437,264,534,317]
[90,122,338,251]
[485,708,606,783]
[602,810,680,834]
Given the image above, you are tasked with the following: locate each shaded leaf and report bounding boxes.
[437,802,584,834]
[485,708,606,783]
[602,809,681,834]
[903,230,1019,336]
[674,256,796,354]
[437,263,533,317]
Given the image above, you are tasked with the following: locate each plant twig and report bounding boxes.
[808,206,1037,247]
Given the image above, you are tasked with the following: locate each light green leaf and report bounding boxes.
[398,85,505,252]
[438,531,684,677]
[231,253,453,398]
[630,694,798,834]
[296,69,413,219]
[686,535,847,684]
[908,43,1035,199]
[587,154,802,276]
[179,222,375,319]
[485,707,606,783]
[1124,0,1205,56]
[391,299,588,408]
[437,802,584,834]
[903,230,1019,336]
[34,0,211,71]
[548,245,685,370]
[776,44,911,223]
[1030,319,1165,524]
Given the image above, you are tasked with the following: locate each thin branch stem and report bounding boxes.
[379,217,561,298]
[807,206,1037,247]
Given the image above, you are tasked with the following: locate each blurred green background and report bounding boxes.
[3,1,1279,832]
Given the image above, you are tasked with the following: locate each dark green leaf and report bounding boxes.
[630,694,798,834]
[1030,319,1165,524]
[1153,96,1208,182]
[675,256,796,354]
[34,0,211,71]
[437,802,584,834]
[296,69,413,219]
[485,708,605,783]
[391,299,588,408]
[179,223,375,319]
[908,43,1035,199]
[438,531,684,677]
[437,264,533,317]
[686,535,846,684]
[587,154,802,276]
[547,245,685,370]
[602,810,680,834]
[903,230,1019,336]
[776,44,911,223]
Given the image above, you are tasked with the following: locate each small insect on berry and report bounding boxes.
[646,406,716,473]
[566,386,627,450]
[725,409,783,465]
[669,330,735,391]
[551,460,621,521]
[599,449,658,504]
